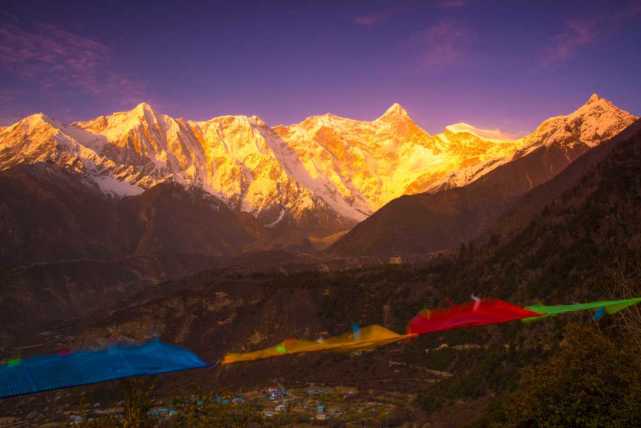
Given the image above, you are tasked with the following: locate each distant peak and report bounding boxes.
[131,102,155,113]
[125,102,161,120]
[383,103,409,117]
[21,113,55,127]
[25,112,49,120]
[587,93,602,104]
[445,122,517,140]
[376,103,411,122]
[446,122,483,133]
[574,93,624,116]
[579,93,619,111]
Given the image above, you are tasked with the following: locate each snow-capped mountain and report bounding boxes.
[0,94,633,240]
[274,103,525,216]
[0,102,527,235]
[0,112,148,196]
[73,104,342,231]
[331,94,638,256]
[405,120,525,194]
[430,93,634,193]
[0,104,349,234]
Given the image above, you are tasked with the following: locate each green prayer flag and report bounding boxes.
[524,297,641,322]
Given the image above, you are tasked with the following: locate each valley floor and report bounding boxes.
[0,380,490,427]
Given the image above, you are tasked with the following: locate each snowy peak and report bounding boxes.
[131,101,156,114]
[418,96,636,195]
[444,122,517,141]
[587,93,601,104]
[128,102,164,124]
[574,93,619,116]
[75,102,163,135]
[376,103,411,122]
[274,101,528,214]
[18,113,57,129]
[1,94,637,238]
[529,94,637,149]
[3,113,66,142]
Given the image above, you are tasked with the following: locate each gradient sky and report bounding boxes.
[1,0,640,135]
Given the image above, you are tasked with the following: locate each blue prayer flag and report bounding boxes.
[0,340,208,399]
[594,307,606,321]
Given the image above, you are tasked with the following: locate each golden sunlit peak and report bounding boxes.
[376,103,411,123]
[587,93,603,104]
[20,113,55,128]
[130,101,156,115]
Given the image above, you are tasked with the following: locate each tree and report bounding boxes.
[495,323,641,428]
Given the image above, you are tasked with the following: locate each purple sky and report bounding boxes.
[1,0,640,134]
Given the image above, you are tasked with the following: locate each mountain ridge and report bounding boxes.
[330,95,637,256]
[1,94,635,243]
[0,162,263,267]
[0,101,525,237]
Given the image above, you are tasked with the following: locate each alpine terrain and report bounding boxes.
[330,94,637,256]
[0,102,527,243]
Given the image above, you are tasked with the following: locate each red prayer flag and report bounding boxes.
[407,298,542,335]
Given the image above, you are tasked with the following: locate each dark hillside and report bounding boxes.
[4,123,641,426]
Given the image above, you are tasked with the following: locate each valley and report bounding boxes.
[1,96,640,427]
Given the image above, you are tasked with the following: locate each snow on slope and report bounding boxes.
[265,208,286,228]
[429,94,638,192]
[273,102,530,209]
[273,103,526,215]
[91,174,144,196]
[445,122,519,141]
[1,94,633,234]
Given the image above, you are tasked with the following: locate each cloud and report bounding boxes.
[0,24,145,105]
[419,21,470,67]
[542,19,595,64]
[354,14,384,27]
[354,1,466,28]
[353,7,401,28]
[542,2,641,65]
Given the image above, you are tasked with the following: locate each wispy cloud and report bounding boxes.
[353,6,402,28]
[354,1,467,28]
[542,19,595,64]
[419,21,470,67]
[542,1,641,65]
[0,24,145,106]
[354,13,385,27]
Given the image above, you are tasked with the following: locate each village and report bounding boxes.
[53,384,415,426]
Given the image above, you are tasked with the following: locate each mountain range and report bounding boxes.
[0,101,529,239]
[13,112,640,407]
[2,93,641,426]
[0,94,636,264]
[330,94,637,255]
